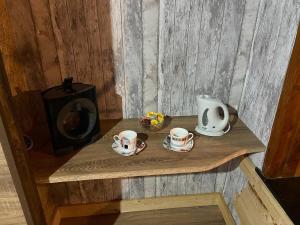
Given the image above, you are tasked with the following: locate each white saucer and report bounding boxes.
[112,140,146,156]
[163,136,194,152]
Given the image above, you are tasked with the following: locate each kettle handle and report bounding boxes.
[218,102,230,132]
[219,103,229,121]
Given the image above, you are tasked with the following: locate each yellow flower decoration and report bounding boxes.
[151,119,159,126]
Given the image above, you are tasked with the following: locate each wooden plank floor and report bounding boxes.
[60,206,226,225]
[29,116,265,184]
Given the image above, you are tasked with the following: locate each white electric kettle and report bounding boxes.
[195,95,230,136]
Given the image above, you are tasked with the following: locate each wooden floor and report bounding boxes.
[60,206,226,225]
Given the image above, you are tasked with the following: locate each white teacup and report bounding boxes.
[168,128,193,148]
[113,130,137,153]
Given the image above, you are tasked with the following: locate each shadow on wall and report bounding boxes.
[2,0,123,124]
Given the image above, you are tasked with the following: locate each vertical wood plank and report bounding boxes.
[66,182,82,204]
[101,179,115,201]
[111,0,125,97]
[169,0,191,116]
[144,176,156,198]
[0,122,27,225]
[214,163,230,193]
[5,0,46,91]
[158,0,175,114]
[112,179,122,200]
[185,174,198,195]
[49,183,69,205]
[78,180,104,203]
[121,178,130,200]
[229,0,261,109]
[110,0,126,119]
[129,177,145,199]
[197,172,217,193]
[66,0,92,83]
[192,0,225,114]
[166,174,178,196]
[222,159,246,212]
[29,0,62,87]
[182,0,204,115]
[83,0,107,117]
[97,0,123,119]
[49,0,76,78]
[0,0,27,96]
[155,175,168,197]
[142,0,159,113]
[121,0,143,118]
[176,174,187,195]
[212,0,245,103]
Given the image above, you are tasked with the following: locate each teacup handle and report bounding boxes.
[113,135,120,144]
[187,133,194,143]
[135,142,145,155]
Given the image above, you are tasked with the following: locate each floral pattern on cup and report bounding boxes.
[169,128,193,148]
[113,130,137,153]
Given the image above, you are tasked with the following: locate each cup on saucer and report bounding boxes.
[112,130,146,156]
[113,130,137,154]
[168,127,193,149]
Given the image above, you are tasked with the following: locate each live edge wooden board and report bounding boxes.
[29,116,265,184]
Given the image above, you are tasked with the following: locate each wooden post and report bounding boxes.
[263,23,300,178]
[0,53,46,225]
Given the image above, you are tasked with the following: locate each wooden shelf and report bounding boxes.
[54,194,234,225]
[61,206,224,225]
[29,116,265,184]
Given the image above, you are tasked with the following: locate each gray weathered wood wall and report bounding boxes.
[115,0,299,146]
[111,0,299,223]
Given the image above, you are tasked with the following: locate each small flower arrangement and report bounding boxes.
[140,112,166,131]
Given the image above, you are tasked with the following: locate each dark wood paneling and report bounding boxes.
[29,0,62,87]
[3,0,122,121]
[5,0,46,91]
[263,24,300,178]
[48,0,122,119]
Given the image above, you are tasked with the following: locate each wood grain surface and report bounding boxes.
[142,0,159,114]
[0,119,27,225]
[263,23,300,178]
[3,0,122,120]
[0,54,46,224]
[240,158,294,225]
[54,193,233,225]
[61,206,226,225]
[30,116,264,184]
[234,186,274,225]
